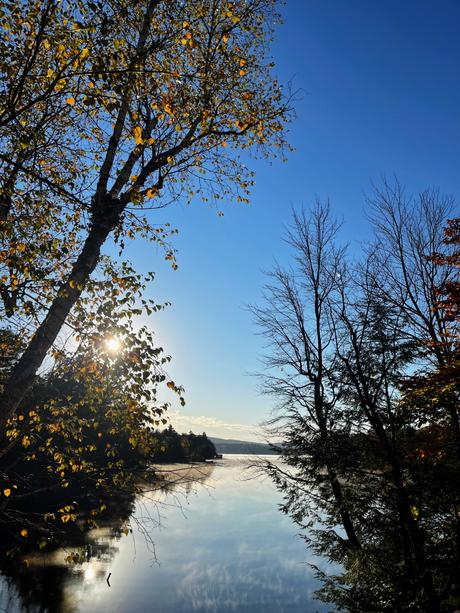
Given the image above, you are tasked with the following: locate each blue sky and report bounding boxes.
[125,1,460,440]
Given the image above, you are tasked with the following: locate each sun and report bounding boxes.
[104,336,121,354]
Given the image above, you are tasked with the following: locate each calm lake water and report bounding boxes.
[0,455,332,613]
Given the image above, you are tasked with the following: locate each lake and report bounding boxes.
[0,455,332,613]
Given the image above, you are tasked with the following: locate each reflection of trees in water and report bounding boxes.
[0,503,130,613]
[0,463,215,613]
[2,562,80,613]
[153,463,216,495]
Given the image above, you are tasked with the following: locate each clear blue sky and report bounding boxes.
[124,0,460,440]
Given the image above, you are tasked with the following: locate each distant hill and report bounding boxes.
[209,437,279,455]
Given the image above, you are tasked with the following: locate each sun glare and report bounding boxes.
[104,336,121,354]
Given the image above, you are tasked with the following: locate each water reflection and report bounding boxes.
[0,520,125,613]
[0,457,329,613]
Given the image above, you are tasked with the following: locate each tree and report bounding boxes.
[0,260,176,548]
[333,266,441,611]
[367,181,459,445]
[0,0,292,434]
[255,192,459,612]
[430,217,460,323]
[251,202,360,550]
[1,1,104,321]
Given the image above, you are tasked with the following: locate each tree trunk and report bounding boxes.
[325,459,361,549]
[315,383,361,549]
[0,202,122,438]
[371,416,440,612]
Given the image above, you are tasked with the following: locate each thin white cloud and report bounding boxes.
[167,411,261,441]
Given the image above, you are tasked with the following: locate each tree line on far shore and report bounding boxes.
[154,425,217,462]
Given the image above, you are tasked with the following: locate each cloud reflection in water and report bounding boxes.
[0,456,331,613]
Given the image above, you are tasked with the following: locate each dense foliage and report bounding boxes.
[0,260,214,566]
[154,425,217,463]
[0,338,214,564]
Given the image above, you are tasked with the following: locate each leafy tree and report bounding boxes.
[0,259,180,549]
[0,0,292,433]
[333,269,442,611]
[430,217,460,323]
[395,216,459,482]
[367,182,459,445]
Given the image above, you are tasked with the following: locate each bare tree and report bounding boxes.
[251,201,360,549]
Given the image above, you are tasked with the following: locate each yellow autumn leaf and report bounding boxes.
[410,505,419,520]
[69,279,76,288]
[20,528,28,538]
[133,125,143,145]
[3,489,11,497]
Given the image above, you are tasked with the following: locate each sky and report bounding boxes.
[123,1,460,441]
